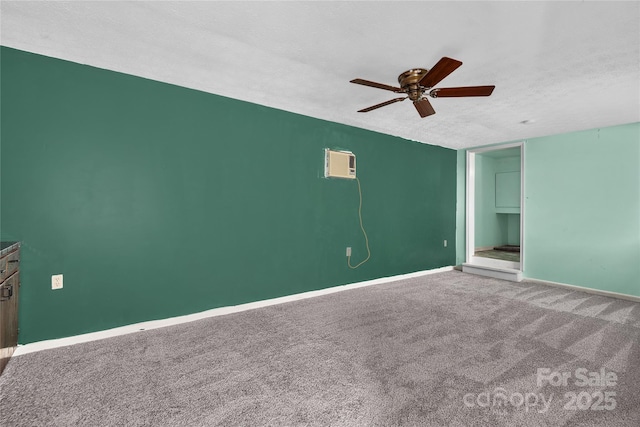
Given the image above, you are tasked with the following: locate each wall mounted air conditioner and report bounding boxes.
[324,149,356,179]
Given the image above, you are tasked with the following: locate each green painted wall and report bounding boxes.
[507,215,520,246]
[474,154,520,248]
[474,155,501,248]
[525,123,640,296]
[455,150,466,265]
[0,47,457,343]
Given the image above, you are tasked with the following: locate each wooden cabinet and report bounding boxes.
[0,242,20,375]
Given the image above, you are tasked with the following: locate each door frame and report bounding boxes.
[466,142,525,271]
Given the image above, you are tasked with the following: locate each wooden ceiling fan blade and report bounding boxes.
[357,97,406,113]
[413,98,436,118]
[350,78,403,92]
[419,57,463,88]
[430,86,495,97]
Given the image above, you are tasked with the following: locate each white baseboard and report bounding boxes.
[523,277,640,303]
[14,266,454,356]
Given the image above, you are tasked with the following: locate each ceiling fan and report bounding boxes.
[350,57,495,118]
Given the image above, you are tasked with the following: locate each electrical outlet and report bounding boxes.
[444,240,448,247]
[52,274,63,290]
[346,247,352,257]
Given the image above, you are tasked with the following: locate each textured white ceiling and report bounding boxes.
[1,1,639,149]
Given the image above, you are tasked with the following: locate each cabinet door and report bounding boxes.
[0,273,19,375]
[1,282,10,374]
[495,171,521,208]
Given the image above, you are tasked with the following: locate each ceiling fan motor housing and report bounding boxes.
[398,68,430,101]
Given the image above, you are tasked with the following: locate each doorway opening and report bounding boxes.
[463,143,524,281]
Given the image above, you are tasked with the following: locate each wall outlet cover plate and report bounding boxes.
[52,274,63,290]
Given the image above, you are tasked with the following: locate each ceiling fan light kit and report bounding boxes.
[350,57,495,118]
